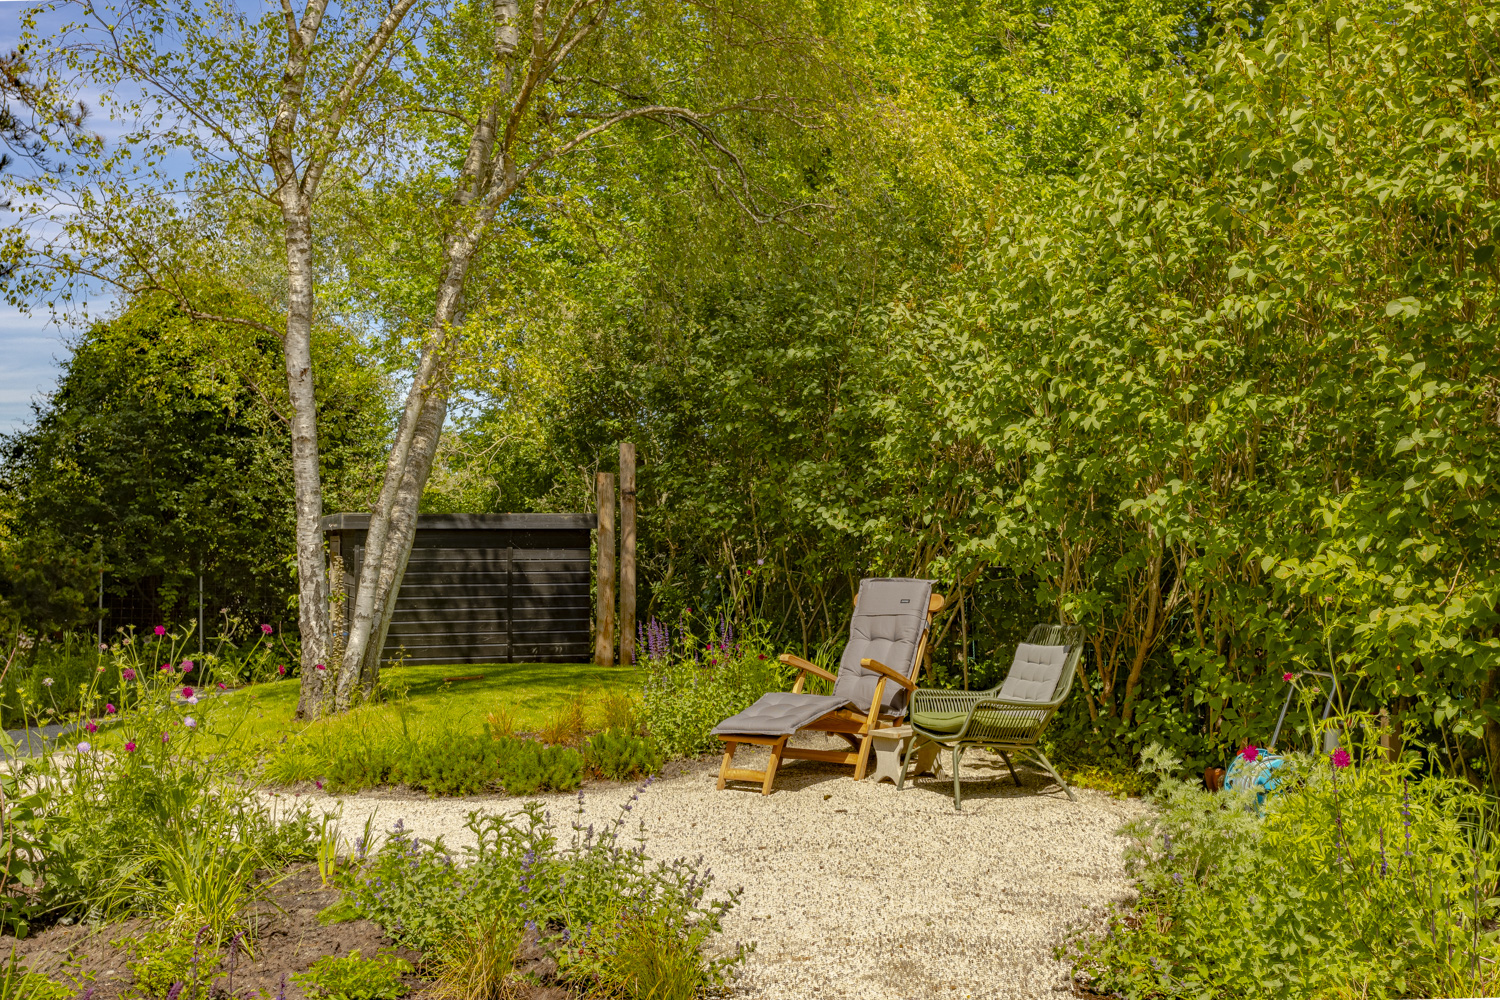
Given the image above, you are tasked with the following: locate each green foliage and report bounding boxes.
[640,621,786,759]
[122,927,209,999]
[0,532,101,637]
[0,951,73,1000]
[583,728,664,781]
[0,294,386,625]
[1065,737,1500,998]
[267,722,582,797]
[0,630,317,935]
[339,791,745,995]
[292,950,412,1000]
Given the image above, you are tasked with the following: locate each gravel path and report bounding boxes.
[271,737,1144,1000]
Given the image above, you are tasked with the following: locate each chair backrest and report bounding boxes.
[832,578,935,717]
[994,623,1084,703]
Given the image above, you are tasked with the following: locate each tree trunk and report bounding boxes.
[351,387,450,702]
[283,209,332,720]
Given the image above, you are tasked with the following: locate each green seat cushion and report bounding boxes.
[912,710,969,735]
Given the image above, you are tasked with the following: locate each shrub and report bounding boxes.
[0,630,317,936]
[640,614,784,759]
[584,728,663,781]
[340,785,745,995]
[292,950,412,1000]
[1064,733,1500,999]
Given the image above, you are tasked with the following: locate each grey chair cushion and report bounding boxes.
[831,578,934,717]
[711,693,852,738]
[996,643,1070,703]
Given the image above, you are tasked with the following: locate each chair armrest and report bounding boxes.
[779,653,836,684]
[859,657,916,691]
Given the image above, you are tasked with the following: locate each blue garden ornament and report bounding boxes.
[1224,670,1339,805]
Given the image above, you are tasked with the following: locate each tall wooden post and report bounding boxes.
[595,472,616,666]
[619,442,636,666]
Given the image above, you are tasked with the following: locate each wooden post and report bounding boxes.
[595,472,616,666]
[619,442,636,667]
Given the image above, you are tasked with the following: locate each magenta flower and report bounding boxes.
[124,741,136,753]
[122,668,136,681]
[85,721,97,734]
[181,686,194,699]
[180,660,193,673]
[277,664,286,676]
[1331,748,1352,769]
[315,663,326,672]
[1240,745,1260,763]
[315,779,324,790]
[217,682,226,690]
[261,623,273,635]
[105,703,116,714]
[153,626,166,637]
[161,732,170,744]
[159,663,172,673]
[1283,672,1294,682]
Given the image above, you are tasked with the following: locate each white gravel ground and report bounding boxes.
[269,737,1144,1000]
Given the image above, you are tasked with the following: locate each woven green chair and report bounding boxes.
[899,623,1084,809]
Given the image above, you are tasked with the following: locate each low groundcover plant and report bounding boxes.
[338,782,746,999]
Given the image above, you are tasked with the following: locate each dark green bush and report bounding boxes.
[584,727,663,781]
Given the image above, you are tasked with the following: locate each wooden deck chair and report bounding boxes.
[712,578,945,794]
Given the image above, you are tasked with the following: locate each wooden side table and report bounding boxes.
[867,724,942,786]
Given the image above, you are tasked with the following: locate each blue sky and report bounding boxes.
[0,2,80,437]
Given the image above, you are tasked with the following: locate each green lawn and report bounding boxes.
[197,661,639,751]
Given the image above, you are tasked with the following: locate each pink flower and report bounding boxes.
[315,663,326,672]
[261,624,273,635]
[277,664,286,676]
[1331,748,1351,769]
[1283,672,1294,682]
[180,660,193,673]
[123,741,136,753]
[1240,745,1260,763]
[159,663,172,672]
[153,626,165,637]
[85,721,97,734]
[181,687,194,699]
[161,732,170,743]
[315,779,324,790]
[105,703,116,714]
[122,669,135,681]
[184,717,196,729]
[217,682,226,690]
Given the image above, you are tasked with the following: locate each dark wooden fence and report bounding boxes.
[322,513,594,664]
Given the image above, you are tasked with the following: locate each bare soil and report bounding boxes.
[0,865,575,999]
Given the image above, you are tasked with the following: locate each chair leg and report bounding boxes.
[1033,748,1075,801]
[717,741,738,791]
[998,749,1020,786]
[897,736,922,791]
[853,731,875,780]
[952,745,964,812]
[761,737,787,795]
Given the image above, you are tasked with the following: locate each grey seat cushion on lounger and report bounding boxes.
[711,692,852,738]
[711,577,934,738]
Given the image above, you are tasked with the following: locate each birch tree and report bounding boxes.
[4,0,822,716]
